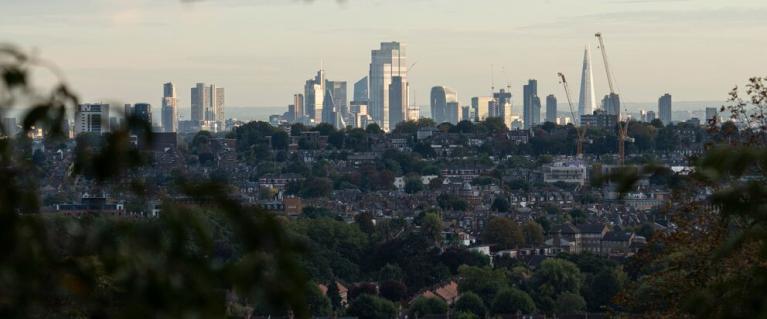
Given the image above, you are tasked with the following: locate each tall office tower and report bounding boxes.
[705,107,718,124]
[354,76,369,102]
[133,103,152,125]
[191,83,207,122]
[523,79,541,129]
[369,42,407,131]
[293,94,305,120]
[430,86,458,124]
[327,80,348,118]
[546,95,557,123]
[493,88,512,127]
[288,104,297,123]
[321,87,336,125]
[304,70,325,123]
[472,96,492,122]
[2,117,18,137]
[406,104,420,121]
[161,82,178,133]
[388,76,408,127]
[578,46,597,124]
[215,87,225,126]
[602,93,621,117]
[646,110,657,123]
[659,93,672,125]
[461,106,471,122]
[74,104,110,135]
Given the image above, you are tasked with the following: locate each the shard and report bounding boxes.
[578,46,596,124]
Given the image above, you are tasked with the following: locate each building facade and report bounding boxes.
[659,93,672,125]
[369,42,407,131]
[75,104,110,135]
[546,94,557,123]
[161,82,177,133]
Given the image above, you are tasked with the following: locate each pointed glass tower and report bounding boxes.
[578,46,597,124]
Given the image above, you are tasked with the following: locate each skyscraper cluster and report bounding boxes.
[191,82,225,132]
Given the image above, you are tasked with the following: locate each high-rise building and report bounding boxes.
[369,42,407,131]
[602,93,621,117]
[471,96,492,122]
[659,93,672,125]
[578,46,597,124]
[353,76,369,102]
[288,104,297,123]
[321,87,336,125]
[191,83,207,122]
[493,88,512,127]
[646,110,657,123]
[328,81,348,118]
[162,82,177,133]
[75,103,110,135]
[133,103,152,126]
[430,86,458,124]
[705,107,718,124]
[304,70,325,123]
[546,95,557,123]
[388,76,408,127]
[523,79,541,129]
[215,87,225,127]
[293,94,304,120]
[461,106,471,122]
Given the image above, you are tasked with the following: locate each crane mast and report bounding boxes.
[557,72,588,158]
[595,32,630,165]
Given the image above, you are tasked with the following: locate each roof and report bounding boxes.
[576,223,607,234]
[603,230,633,242]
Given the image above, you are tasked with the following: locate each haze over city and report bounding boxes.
[2,0,766,109]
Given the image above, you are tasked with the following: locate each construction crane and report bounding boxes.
[557,72,589,158]
[595,32,631,165]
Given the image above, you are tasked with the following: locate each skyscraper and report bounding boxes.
[74,104,110,135]
[353,76,369,102]
[191,83,207,123]
[578,46,597,124]
[293,94,305,120]
[602,93,621,117]
[659,93,672,125]
[523,79,541,129]
[215,87,225,127]
[327,80,347,119]
[388,76,408,127]
[492,88,512,127]
[369,42,407,131]
[430,86,458,124]
[546,95,557,123]
[471,96,492,122]
[321,87,336,125]
[133,103,152,125]
[304,70,325,123]
[706,107,718,124]
[162,82,177,133]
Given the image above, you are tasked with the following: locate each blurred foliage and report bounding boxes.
[0,46,310,318]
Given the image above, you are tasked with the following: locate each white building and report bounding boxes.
[75,103,110,135]
[542,161,587,185]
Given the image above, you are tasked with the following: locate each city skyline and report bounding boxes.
[1,0,765,110]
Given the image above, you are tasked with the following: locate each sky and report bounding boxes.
[2,0,766,115]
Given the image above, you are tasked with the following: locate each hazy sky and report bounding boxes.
[2,0,766,113]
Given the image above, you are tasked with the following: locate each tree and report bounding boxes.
[454,292,487,318]
[420,212,443,244]
[554,292,586,315]
[522,220,545,247]
[355,212,376,235]
[346,294,398,319]
[306,282,332,316]
[408,296,448,318]
[457,266,508,304]
[379,280,407,303]
[327,279,343,312]
[583,268,625,311]
[530,259,584,312]
[271,131,290,150]
[482,217,524,249]
[366,123,382,134]
[404,178,424,194]
[490,196,510,212]
[491,288,536,315]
